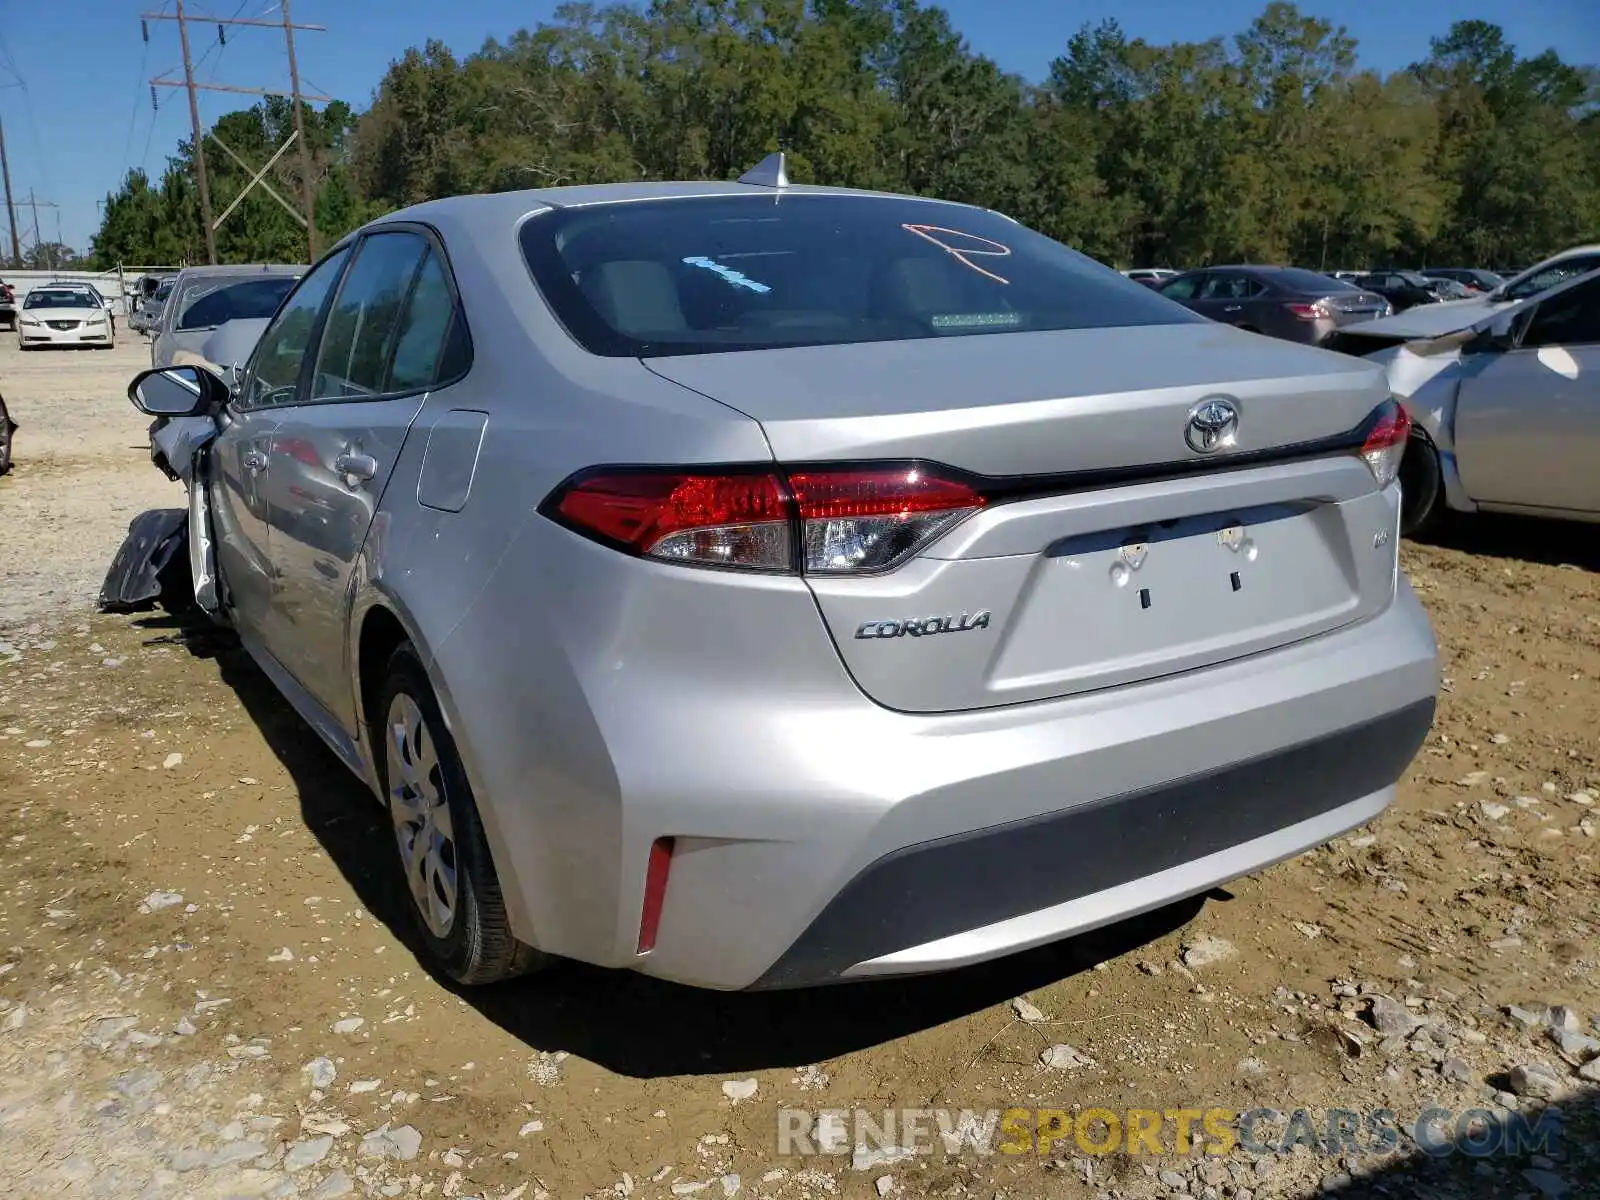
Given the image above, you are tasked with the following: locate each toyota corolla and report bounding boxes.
[121,157,1439,989]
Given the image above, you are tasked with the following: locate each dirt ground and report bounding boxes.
[1,341,1597,1200]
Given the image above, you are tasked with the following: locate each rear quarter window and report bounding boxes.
[519,194,1201,357]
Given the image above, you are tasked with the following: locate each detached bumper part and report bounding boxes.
[100,509,188,611]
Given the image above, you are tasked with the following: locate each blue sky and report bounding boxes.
[5,1,1597,256]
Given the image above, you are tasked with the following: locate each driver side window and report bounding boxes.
[240,247,351,410]
[1519,277,1600,349]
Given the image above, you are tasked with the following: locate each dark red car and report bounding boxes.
[0,279,14,330]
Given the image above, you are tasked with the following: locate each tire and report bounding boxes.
[1399,431,1446,537]
[0,398,13,477]
[372,644,547,985]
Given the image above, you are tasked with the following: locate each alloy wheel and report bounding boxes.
[385,693,459,938]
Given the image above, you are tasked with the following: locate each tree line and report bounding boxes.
[89,0,1600,272]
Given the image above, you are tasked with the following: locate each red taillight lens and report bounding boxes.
[1359,400,1412,488]
[1284,302,1330,320]
[550,470,792,570]
[787,466,985,573]
[546,463,985,574]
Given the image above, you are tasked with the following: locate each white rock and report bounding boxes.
[720,1176,741,1197]
[519,1120,544,1136]
[671,1183,710,1196]
[721,1078,758,1102]
[304,1057,336,1089]
[1039,1043,1096,1070]
[140,891,183,913]
[875,1176,895,1196]
[348,1079,380,1094]
[162,752,183,770]
[331,1017,365,1035]
[1011,998,1046,1023]
[358,1123,421,1161]
[1480,801,1510,820]
[1568,791,1595,806]
[268,948,294,963]
[3,1004,27,1033]
[24,739,50,749]
[285,1136,334,1172]
[1181,934,1237,968]
[309,1170,354,1200]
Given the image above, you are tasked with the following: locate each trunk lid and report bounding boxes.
[1323,291,1390,324]
[647,324,1399,713]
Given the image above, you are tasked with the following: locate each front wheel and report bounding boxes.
[373,644,549,985]
[0,397,14,475]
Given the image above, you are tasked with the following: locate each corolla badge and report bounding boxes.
[1185,397,1240,454]
[855,611,992,639]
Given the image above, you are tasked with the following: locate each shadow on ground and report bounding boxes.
[1419,510,1600,573]
[135,608,1212,1079]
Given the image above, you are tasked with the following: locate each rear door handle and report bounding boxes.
[242,449,267,472]
[1223,305,1243,313]
[335,452,378,484]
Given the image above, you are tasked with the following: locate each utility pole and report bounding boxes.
[281,0,317,261]
[22,189,60,271]
[175,0,217,264]
[0,115,20,269]
[143,5,329,265]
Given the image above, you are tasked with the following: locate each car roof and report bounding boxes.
[353,180,991,247]
[172,263,302,283]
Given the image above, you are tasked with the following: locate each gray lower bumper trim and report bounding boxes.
[751,697,1435,989]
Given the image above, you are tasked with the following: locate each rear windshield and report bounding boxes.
[176,276,299,331]
[519,194,1201,357]
[1271,268,1359,293]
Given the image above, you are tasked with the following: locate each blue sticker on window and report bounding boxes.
[682,256,772,293]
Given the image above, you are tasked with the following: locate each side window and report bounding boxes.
[385,250,459,392]
[241,247,351,410]
[1199,273,1255,300]
[1158,274,1200,301]
[311,232,429,402]
[1519,277,1600,348]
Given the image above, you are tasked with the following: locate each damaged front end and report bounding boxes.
[100,411,223,617]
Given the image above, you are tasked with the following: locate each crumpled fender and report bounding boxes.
[1367,333,1476,514]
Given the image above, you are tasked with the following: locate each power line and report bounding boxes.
[142,3,329,264]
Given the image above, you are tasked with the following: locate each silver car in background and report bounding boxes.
[124,163,1438,990]
[1329,267,1600,533]
[152,264,301,373]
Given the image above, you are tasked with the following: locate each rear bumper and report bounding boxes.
[753,698,1430,987]
[438,529,1438,989]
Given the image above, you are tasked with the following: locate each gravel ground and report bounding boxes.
[1,347,1598,1200]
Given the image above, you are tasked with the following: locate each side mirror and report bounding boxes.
[128,365,229,417]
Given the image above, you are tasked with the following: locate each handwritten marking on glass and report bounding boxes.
[901,225,1013,284]
[681,256,772,293]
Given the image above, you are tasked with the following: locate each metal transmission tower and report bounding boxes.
[142,2,329,264]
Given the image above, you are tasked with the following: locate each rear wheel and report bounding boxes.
[373,644,548,985]
[1399,431,1445,537]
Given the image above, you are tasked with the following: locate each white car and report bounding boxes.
[17,287,116,350]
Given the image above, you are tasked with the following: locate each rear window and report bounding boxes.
[177,276,299,331]
[1269,268,1358,293]
[519,194,1201,357]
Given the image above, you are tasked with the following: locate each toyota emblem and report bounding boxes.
[1186,397,1239,454]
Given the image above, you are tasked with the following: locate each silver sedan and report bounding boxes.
[122,161,1438,989]
[1331,267,1600,533]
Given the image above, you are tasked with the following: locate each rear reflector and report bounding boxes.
[1359,400,1412,488]
[636,836,675,954]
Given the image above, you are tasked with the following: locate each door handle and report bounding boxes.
[1223,305,1243,313]
[242,449,267,472]
[335,452,378,485]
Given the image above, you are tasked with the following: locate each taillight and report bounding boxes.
[1284,302,1331,320]
[543,463,985,575]
[548,470,791,570]
[1359,400,1412,488]
[788,466,984,574]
